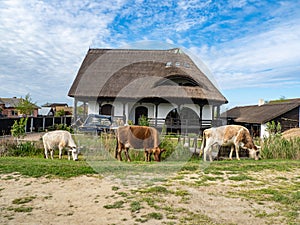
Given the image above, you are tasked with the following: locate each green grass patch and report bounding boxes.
[12,196,35,204]
[8,206,33,213]
[103,200,125,209]
[228,174,254,181]
[130,201,142,212]
[0,157,96,178]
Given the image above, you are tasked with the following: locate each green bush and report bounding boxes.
[47,124,73,133]
[138,115,150,126]
[0,140,43,157]
[261,135,300,160]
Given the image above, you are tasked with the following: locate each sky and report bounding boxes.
[1,0,300,110]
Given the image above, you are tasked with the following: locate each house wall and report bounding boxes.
[272,107,299,131]
[260,123,269,138]
[86,100,213,124]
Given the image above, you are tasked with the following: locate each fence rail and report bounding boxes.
[0,116,72,136]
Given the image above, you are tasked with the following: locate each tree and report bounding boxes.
[16,93,36,116]
[11,117,28,142]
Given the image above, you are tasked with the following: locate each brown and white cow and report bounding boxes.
[115,126,165,162]
[42,130,79,161]
[200,125,260,161]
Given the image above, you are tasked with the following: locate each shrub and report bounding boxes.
[0,140,43,157]
[261,135,300,160]
[47,124,73,133]
[138,115,150,126]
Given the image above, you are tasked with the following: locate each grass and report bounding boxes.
[0,157,96,178]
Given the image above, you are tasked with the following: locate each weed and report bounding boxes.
[143,212,163,220]
[8,206,33,213]
[228,174,254,181]
[130,201,142,212]
[103,200,125,209]
[12,196,35,204]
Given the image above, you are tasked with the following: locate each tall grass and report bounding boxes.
[261,135,300,160]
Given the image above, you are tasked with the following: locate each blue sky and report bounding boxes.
[1,0,299,109]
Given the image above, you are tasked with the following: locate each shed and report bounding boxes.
[222,98,300,138]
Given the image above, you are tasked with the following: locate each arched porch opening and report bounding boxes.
[100,104,114,116]
[135,106,148,125]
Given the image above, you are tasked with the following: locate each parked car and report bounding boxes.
[78,114,112,134]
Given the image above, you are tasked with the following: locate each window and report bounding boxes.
[165,62,172,67]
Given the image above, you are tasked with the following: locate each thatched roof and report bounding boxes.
[68,48,227,104]
[223,98,300,124]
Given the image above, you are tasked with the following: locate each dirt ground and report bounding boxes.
[1,169,296,225]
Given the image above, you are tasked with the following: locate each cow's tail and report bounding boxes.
[200,131,206,157]
[115,130,118,159]
[115,135,119,159]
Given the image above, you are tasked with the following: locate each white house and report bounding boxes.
[68,48,228,133]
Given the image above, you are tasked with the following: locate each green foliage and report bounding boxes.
[138,115,150,126]
[266,121,281,136]
[47,124,73,133]
[11,117,28,138]
[261,135,300,160]
[55,109,65,117]
[5,141,44,157]
[15,93,36,116]
[127,120,133,125]
[103,200,125,209]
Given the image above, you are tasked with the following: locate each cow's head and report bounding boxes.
[69,146,80,161]
[248,145,260,160]
[152,147,166,162]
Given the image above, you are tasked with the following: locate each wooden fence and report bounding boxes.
[0,116,72,136]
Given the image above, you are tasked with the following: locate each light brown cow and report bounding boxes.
[115,126,164,162]
[200,125,260,161]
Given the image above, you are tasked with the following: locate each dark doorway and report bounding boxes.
[165,107,200,133]
[100,104,114,116]
[135,106,148,124]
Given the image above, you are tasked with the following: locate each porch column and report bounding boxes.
[74,98,78,122]
[211,105,215,126]
[122,102,127,124]
[199,104,203,133]
[155,103,159,127]
[98,100,102,115]
[216,105,220,126]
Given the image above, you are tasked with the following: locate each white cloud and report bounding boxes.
[191,18,300,90]
[0,0,126,104]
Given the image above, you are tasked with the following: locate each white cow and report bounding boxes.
[42,130,79,161]
[200,125,260,161]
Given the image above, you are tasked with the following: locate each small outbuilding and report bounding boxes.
[222,98,300,138]
[68,48,228,133]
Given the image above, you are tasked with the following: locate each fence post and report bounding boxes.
[42,117,45,130]
[30,117,33,132]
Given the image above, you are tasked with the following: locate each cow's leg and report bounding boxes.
[229,145,234,160]
[124,148,131,162]
[203,145,211,162]
[58,144,64,159]
[50,149,54,160]
[144,149,150,162]
[235,144,240,160]
[44,147,49,159]
[117,148,123,161]
[67,150,71,160]
[204,139,213,162]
